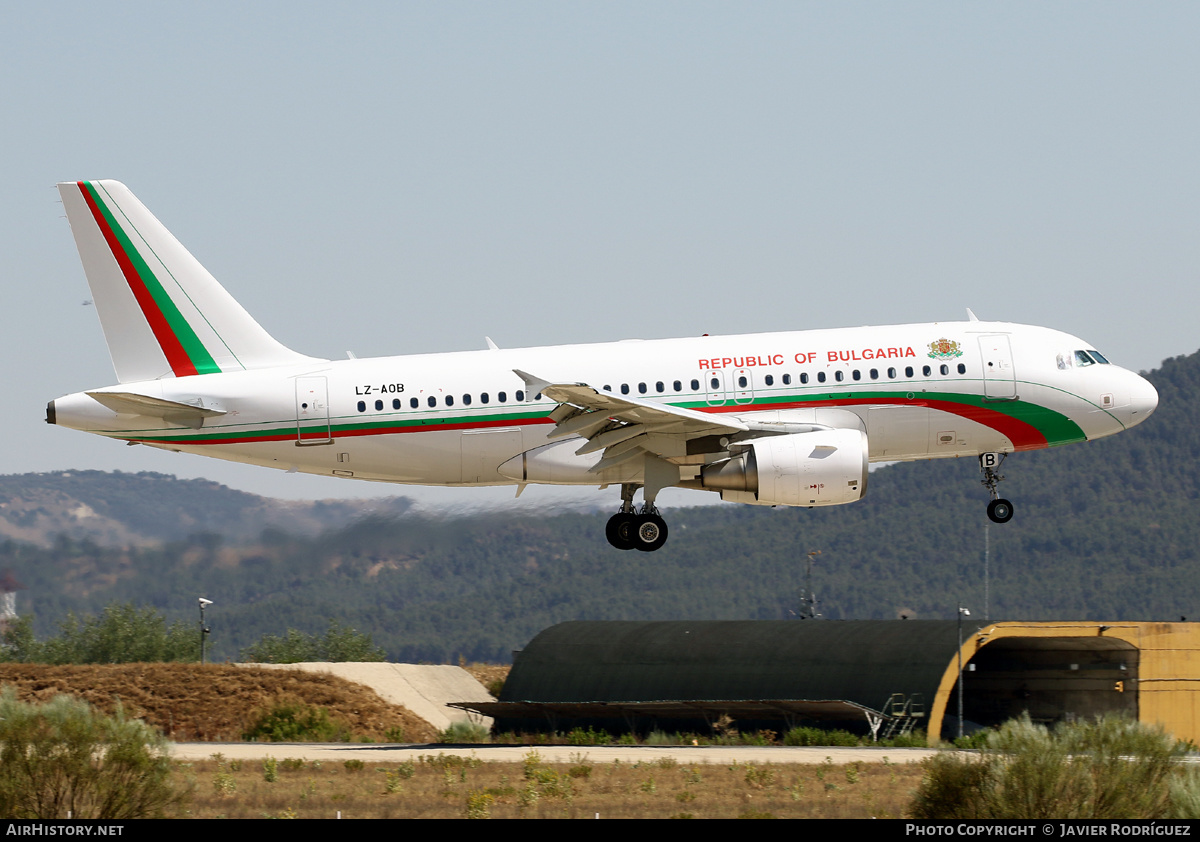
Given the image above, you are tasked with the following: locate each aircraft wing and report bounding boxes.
[514,370,750,473]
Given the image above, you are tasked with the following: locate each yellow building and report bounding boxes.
[932,620,1200,746]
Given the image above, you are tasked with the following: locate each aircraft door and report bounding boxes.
[733,369,754,404]
[706,370,726,406]
[295,376,332,445]
[979,335,1017,400]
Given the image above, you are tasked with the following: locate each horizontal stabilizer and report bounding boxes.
[86,391,226,429]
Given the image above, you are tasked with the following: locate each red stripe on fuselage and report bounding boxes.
[704,397,1049,451]
[114,399,1047,451]
[121,415,555,446]
[76,182,199,377]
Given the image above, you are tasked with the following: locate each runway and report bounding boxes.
[171,742,939,765]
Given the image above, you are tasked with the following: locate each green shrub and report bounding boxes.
[565,726,611,745]
[909,714,1187,819]
[881,729,929,748]
[783,726,860,746]
[242,701,350,742]
[438,721,490,744]
[0,689,186,818]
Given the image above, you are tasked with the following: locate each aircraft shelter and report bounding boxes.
[461,620,1200,745]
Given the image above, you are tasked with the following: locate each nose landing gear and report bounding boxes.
[980,452,1014,524]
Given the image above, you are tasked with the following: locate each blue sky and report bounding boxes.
[4,2,1197,506]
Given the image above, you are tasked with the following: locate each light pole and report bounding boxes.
[198,597,213,664]
[799,549,821,620]
[957,604,971,741]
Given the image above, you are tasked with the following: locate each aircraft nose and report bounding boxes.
[1127,372,1158,428]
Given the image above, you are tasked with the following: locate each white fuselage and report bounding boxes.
[50,320,1158,495]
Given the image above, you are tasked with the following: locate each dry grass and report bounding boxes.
[180,753,923,819]
[0,663,438,743]
[461,662,510,697]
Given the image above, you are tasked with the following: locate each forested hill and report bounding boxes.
[0,350,1196,663]
[0,470,413,546]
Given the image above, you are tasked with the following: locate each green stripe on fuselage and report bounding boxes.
[95,387,1086,448]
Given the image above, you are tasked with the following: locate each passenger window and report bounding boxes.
[737,376,748,388]
[357,401,366,413]
[782,374,791,385]
[852,370,861,381]
[480,393,489,404]
[603,385,612,392]
[428,396,437,407]
[835,371,844,382]
[869,369,878,380]
[445,395,454,406]
[638,382,647,394]
[800,373,808,384]
[710,378,719,390]
[817,372,826,383]
[463,394,471,405]
[621,384,630,395]
[957,364,966,375]
[516,390,525,402]
[375,399,384,411]
[905,366,914,378]
[498,392,507,403]
[887,367,896,378]
[923,365,932,377]
[940,364,949,375]
[392,399,401,410]
[655,381,665,393]
[673,380,682,392]
[764,375,774,386]
[410,397,419,409]
[690,379,700,391]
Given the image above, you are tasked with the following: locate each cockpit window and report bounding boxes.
[1063,349,1111,368]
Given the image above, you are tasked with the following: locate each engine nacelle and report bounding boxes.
[700,429,868,507]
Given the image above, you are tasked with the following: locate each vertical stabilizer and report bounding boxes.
[58,180,320,382]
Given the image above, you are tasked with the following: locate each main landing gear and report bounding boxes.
[606,483,669,552]
[980,452,1014,524]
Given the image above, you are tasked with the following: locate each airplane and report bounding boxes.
[47,180,1159,551]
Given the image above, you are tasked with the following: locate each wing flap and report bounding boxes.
[516,371,750,469]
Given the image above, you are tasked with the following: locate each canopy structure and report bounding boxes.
[465,620,984,736]
[456,619,1200,744]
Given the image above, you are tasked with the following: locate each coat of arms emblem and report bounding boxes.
[928,338,963,359]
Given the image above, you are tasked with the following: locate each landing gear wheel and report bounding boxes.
[605,512,637,550]
[633,512,669,552]
[987,498,1014,524]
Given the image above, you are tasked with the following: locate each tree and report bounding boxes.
[240,619,386,663]
[0,603,197,664]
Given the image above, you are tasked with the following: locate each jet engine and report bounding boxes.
[698,428,868,507]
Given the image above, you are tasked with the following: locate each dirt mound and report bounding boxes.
[0,663,439,743]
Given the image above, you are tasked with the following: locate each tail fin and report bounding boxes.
[58,180,320,383]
